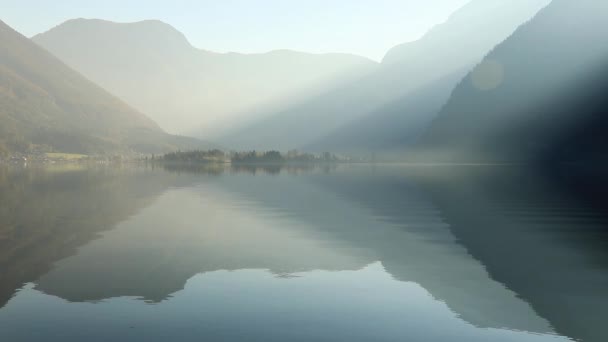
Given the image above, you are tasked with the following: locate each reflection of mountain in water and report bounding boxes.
[35,166,555,336]
[212,169,555,333]
[3,165,607,342]
[0,166,199,309]
[303,165,608,342]
[415,166,608,342]
[34,186,373,302]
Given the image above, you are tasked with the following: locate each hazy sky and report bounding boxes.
[3,0,470,61]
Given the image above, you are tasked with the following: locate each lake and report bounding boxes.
[0,164,606,342]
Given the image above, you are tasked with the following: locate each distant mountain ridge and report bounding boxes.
[33,19,377,136]
[221,0,551,151]
[0,19,208,155]
[382,0,549,65]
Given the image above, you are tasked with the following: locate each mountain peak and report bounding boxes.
[35,18,195,53]
[48,18,179,33]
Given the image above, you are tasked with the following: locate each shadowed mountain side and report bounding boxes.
[33,19,376,137]
[0,20,208,155]
[306,69,468,158]
[220,0,550,151]
[217,71,389,150]
[536,63,608,165]
[418,0,608,163]
[0,166,201,309]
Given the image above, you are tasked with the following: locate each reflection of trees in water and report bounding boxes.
[230,163,335,175]
[162,163,226,175]
[162,163,338,176]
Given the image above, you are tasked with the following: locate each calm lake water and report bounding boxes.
[0,164,607,342]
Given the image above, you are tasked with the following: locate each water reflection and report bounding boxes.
[0,164,606,341]
[302,165,608,342]
[0,166,195,308]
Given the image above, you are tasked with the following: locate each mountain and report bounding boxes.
[221,0,550,151]
[419,0,608,163]
[33,19,376,137]
[0,20,208,155]
[305,69,469,158]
